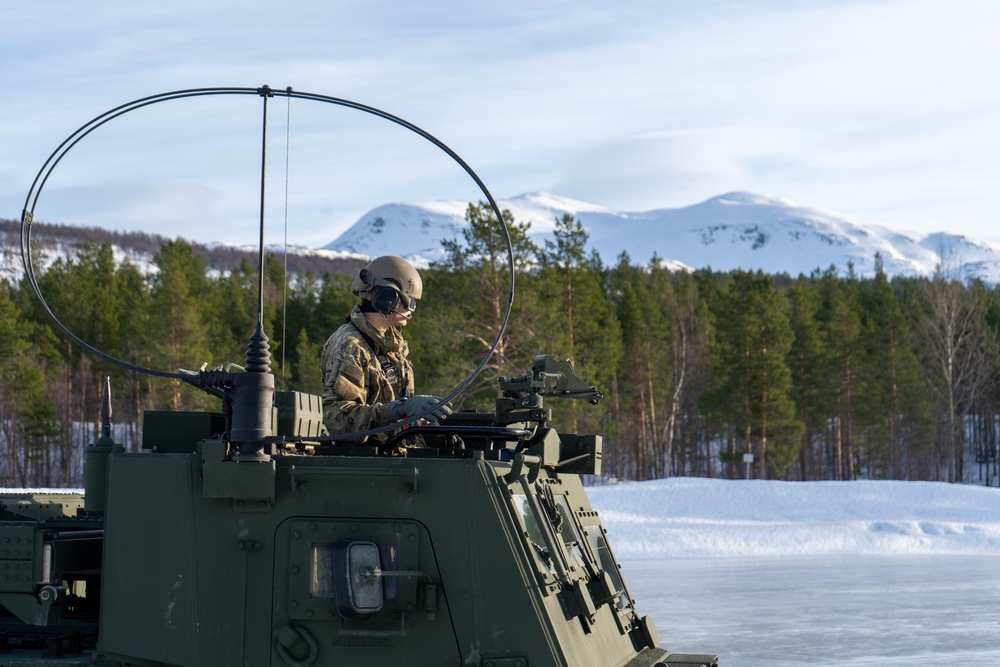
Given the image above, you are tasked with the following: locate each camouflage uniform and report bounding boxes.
[321,305,415,443]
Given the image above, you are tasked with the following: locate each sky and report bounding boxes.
[3,0,999,250]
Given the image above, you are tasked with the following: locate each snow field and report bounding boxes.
[588,477,1000,559]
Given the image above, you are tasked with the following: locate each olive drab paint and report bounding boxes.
[0,357,718,666]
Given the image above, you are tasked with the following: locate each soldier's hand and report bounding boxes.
[386,395,453,423]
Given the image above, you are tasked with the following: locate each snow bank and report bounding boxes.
[588,477,1000,559]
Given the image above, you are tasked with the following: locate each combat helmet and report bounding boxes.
[352,255,423,314]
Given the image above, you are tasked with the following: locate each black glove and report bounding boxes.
[386,395,453,423]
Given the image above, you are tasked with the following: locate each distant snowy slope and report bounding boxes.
[323,191,1000,282]
[0,221,366,283]
[325,201,469,267]
[589,477,1000,559]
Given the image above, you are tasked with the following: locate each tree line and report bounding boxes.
[2,204,999,487]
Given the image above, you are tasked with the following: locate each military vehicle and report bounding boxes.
[3,87,719,667]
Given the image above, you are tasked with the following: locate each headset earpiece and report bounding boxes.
[371,286,402,316]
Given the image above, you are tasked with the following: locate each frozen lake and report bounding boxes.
[625,555,1000,667]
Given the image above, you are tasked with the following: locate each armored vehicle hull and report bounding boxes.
[0,390,717,666]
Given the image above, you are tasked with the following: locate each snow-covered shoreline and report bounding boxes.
[589,477,1000,559]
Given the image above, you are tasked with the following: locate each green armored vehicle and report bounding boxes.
[2,87,718,667]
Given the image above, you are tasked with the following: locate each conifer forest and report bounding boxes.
[2,203,1000,488]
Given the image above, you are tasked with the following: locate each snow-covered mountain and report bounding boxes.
[323,191,1000,282]
[8,192,1000,283]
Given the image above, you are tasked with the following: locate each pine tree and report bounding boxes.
[663,268,712,477]
[291,328,323,395]
[857,261,931,479]
[0,283,58,485]
[149,240,215,411]
[977,285,1000,485]
[34,242,124,476]
[536,214,622,436]
[279,271,322,392]
[114,262,151,450]
[818,267,863,480]
[423,202,540,407]
[209,258,259,366]
[787,278,829,480]
[606,253,645,479]
[315,272,357,338]
[706,270,802,478]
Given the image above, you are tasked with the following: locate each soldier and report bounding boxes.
[321,255,451,445]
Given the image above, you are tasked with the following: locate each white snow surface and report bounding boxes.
[588,477,1000,559]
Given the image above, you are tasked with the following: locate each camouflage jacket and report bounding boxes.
[320,306,414,443]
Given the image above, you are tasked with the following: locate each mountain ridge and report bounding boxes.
[5,192,1000,283]
[324,191,1000,282]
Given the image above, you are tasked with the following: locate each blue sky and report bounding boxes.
[2,0,999,248]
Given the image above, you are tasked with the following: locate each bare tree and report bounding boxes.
[915,274,997,482]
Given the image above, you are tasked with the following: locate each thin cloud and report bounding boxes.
[3,0,999,246]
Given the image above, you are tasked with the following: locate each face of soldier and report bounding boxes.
[382,306,412,328]
[364,304,413,333]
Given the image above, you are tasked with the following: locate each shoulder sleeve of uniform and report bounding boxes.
[322,333,370,403]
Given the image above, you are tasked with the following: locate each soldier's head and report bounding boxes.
[353,256,422,325]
